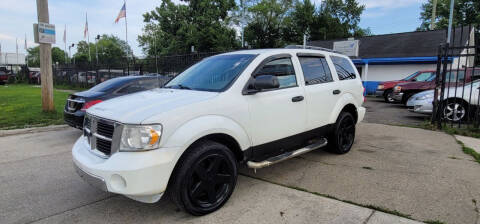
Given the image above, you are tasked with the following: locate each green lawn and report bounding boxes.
[0,84,72,129]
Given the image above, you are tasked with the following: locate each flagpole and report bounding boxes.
[87,12,91,63]
[124,0,129,75]
[64,24,67,65]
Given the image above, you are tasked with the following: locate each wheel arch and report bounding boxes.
[329,94,359,124]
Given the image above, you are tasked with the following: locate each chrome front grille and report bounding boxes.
[84,114,120,158]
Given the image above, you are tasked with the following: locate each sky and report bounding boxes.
[0,0,427,57]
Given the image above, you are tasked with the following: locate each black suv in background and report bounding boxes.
[64,76,170,129]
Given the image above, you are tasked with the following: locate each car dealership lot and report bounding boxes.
[363,97,430,126]
[0,123,479,224]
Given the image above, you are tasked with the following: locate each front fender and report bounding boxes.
[161,115,251,151]
[328,93,358,123]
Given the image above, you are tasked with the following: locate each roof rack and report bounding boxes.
[284,45,339,53]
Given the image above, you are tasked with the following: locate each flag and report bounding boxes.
[84,12,88,39]
[63,25,66,43]
[24,33,27,50]
[115,2,126,23]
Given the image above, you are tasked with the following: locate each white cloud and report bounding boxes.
[358,0,427,9]
[0,0,171,56]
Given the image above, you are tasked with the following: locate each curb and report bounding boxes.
[0,125,71,137]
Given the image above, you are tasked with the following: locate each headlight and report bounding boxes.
[120,124,162,151]
[416,94,433,100]
[377,84,384,90]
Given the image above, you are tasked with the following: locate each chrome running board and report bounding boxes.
[247,138,328,169]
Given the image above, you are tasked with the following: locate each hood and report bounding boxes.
[381,80,407,89]
[87,88,219,124]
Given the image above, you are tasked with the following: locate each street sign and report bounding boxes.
[34,22,56,44]
[333,40,359,57]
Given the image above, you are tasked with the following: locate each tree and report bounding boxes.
[418,0,480,31]
[73,35,132,66]
[246,0,368,48]
[244,0,294,48]
[139,0,239,56]
[27,46,67,67]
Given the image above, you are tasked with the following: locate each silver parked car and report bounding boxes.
[407,90,434,114]
[408,80,480,121]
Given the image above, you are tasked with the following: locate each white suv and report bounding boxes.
[72,48,366,215]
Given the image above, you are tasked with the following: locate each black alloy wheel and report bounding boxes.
[187,154,234,209]
[168,140,237,216]
[328,112,356,154]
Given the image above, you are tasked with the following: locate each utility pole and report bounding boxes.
[95,35,100,65]
[447,0,455,44]
[430,0,437,30]
[36,0,54,111]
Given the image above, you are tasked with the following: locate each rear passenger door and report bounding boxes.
[297,54,339,129]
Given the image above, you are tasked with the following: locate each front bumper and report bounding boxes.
[72,136,182,203]
[407,99,433,114]
[64,110,85,129]
[375,90,384,97]
[392,92,404,101]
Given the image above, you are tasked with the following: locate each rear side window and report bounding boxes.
[298,57,333,85]
[331,56,357,80]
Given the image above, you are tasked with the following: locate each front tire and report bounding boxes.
[442,100,467,122]
[327,112,356,154]
[168,140,238,216]
[384,89,395,103]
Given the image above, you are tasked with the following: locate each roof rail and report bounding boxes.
[284,45,339,53]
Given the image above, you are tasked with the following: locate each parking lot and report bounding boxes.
[1,117,479,224]
[363,96,430,127]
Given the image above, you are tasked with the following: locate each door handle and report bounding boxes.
[333,89,341,95]
[291,96,304,102]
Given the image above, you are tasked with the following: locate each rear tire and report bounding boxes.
[327,112,356,154]
[168,140,237,216]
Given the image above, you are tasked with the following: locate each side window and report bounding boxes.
[331,56,357,80]
[298,57,333,85]
[255,58,297,89]
[414,72,433,81]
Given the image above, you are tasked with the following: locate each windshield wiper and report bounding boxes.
[164,84,192,90]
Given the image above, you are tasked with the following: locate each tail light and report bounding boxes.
[81,100,103,111]
[363,87,366,102]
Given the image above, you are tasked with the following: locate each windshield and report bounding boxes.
[402,72,419,81]
[165,54,256,92]
[426,74,437,81]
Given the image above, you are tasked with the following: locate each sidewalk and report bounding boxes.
[455,135,480,154]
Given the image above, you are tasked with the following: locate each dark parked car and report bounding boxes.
[64,76,170,129]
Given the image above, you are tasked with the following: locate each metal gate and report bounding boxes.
[432,25,480,129]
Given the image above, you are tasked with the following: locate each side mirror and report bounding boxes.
[411,78,417,82]
[244,75,280,95]
[254,75,279,90]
